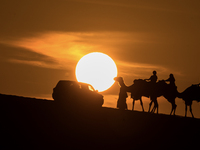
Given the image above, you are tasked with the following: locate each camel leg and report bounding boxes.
[173,104,177,115]
[132,99,135,111]
[139,98,144,112]
[170,104,173,115]
[185,105,187,117]
[154,100,158,114]
[151,105,155,113]
[151,104,156,113]
[150,98,158,114]
[148,101,153,112]
[170,103,176,115]
[189,105,194,118]
[150,101,156,113]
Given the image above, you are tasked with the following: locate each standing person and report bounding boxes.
[114,77,128,110]
[117,86,128,110]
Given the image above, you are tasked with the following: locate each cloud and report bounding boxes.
[0,31,150,68]
[8,59,64,70]
[1,31,181,78]
[116,60,169,78]
[0,32,98,69]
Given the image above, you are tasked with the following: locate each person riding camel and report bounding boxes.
[164,73,177,95]
[165,74,176,87]
[145,71,158,113]
[145,70,158,84]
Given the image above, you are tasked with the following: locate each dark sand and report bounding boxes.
[0,94,199,149]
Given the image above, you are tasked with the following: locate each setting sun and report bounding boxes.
[75,52,117,92]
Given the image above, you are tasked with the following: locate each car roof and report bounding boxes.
[57,80,93,87]
[57,80,77,84]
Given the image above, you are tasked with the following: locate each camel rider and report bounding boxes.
[165,74,177,93]
[145,70,158,84]
[145,71,158,113]
[145,70,158,95]
[165,74,176,87]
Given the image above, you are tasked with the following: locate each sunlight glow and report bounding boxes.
[75,52,117,92]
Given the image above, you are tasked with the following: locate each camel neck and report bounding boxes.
[119,81,126,88]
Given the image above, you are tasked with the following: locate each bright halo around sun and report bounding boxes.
[75,52,118,92]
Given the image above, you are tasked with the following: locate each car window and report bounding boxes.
[88,85,95,91]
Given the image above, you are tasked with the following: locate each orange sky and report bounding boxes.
[0,0,200,117]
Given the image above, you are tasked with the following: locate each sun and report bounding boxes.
[75,52,118,92]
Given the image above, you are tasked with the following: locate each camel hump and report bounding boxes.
[134,79,146,85]
[185,84,200,92]
[133,79,149,92]
[158,79,165,82]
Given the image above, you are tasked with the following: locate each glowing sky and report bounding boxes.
[0,0,200,117]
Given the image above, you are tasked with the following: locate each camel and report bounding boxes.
[114,77,138,110]
[114,77,157,112]
[177,83,200,118]
[114,77,178,115]
[128,79,150,112]
[155,80,177,115]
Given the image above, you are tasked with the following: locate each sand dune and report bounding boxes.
[0,93,199,149]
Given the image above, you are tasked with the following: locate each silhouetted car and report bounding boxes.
[52,80,104,108]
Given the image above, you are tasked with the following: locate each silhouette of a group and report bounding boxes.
[114,71,200,118]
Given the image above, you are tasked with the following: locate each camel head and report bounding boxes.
[178,84,200,102]
[114,77,126,87]
[114,77,124,83]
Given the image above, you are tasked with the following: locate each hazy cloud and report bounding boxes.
[0,31,190,82]
[0,31,155,69]
[8,59,63,70]
[2,31,183,82]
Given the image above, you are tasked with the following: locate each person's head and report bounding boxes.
[133,79,137,84]
[169,74,174,78]
[153,70,157,75]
